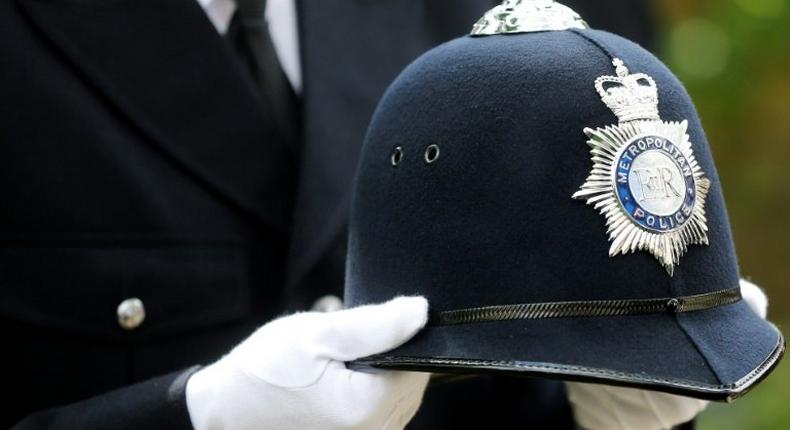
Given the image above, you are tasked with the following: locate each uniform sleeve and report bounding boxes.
[12,366,201,430]
[573,420,694,430]
[676,420,696,430]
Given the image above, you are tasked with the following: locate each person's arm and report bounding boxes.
[14,296,430,430]
[14,367,199,429]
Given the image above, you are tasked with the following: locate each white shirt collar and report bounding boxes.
[197,0,236,35]
[196,0,302,93]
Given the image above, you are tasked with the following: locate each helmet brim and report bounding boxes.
[350,299,784,401]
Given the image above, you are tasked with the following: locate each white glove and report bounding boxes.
[566,278,769,430]
[740,278,768,319]
[185,296,430,430]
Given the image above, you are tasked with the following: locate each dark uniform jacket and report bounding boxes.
[0,0,663,428]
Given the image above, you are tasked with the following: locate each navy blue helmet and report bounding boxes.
[344,0,783,401]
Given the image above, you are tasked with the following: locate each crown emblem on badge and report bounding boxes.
[594,59,659,123]
[573,59,711,275]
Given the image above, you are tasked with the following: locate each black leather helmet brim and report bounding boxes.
[351,299,783,402]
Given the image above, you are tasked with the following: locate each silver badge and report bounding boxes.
[573,59,711,275]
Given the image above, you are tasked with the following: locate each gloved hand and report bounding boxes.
[566,278,769,430]
[185,296,430,430]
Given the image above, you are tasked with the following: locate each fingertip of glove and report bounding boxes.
[739,278,768,319]
[387,296,429,330]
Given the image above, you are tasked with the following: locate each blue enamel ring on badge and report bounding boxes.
[614,135,696,233]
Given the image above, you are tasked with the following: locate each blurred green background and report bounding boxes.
[654,0,789,428]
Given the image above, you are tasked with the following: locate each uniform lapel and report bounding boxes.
[17,0,294,234]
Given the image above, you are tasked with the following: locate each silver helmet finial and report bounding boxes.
[470,0,589,36]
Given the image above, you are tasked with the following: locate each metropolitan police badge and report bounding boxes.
[573,58,711,275]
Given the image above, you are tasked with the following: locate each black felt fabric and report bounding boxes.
[345,29,783,396]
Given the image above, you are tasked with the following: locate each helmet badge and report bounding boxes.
[573,59,711,275]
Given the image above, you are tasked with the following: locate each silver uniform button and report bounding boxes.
[310,295,344,313]
[117,297,146,330]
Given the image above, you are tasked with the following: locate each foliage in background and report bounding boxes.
[654,0,789,428]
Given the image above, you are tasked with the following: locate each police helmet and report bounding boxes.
[344,0,784,401]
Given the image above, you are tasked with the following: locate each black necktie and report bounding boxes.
[227,0,299,146]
